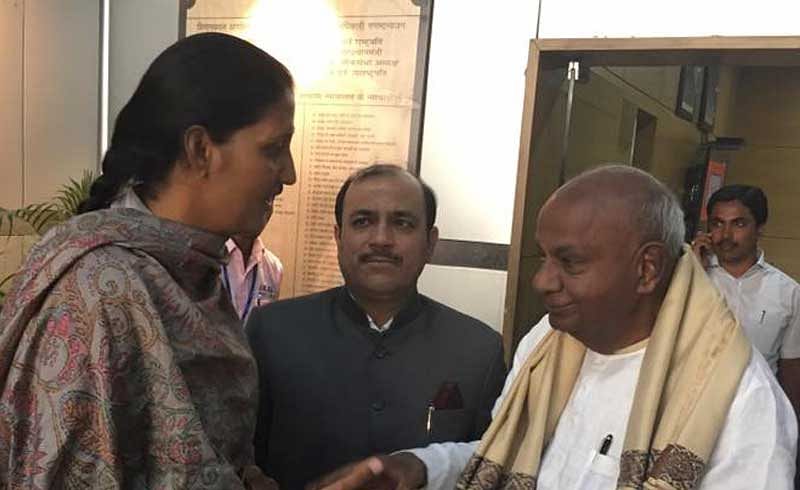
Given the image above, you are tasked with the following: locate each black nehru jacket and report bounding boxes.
[245,286,506,489]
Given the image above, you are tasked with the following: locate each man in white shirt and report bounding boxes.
[310,165,797,490]
[220,182,283,322]
[693,184,800,488]
[692,185,800,411]
[223,232,283,321]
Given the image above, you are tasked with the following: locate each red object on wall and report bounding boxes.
[700,160,727,222]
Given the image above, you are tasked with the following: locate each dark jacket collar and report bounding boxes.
[335,286,424,332]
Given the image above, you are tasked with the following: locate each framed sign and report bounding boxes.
[675,65,705,122]
[698,66,719,132]
[180,0,433,298]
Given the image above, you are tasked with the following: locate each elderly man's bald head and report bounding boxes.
[533,165,685,353]
[549,165,685,261]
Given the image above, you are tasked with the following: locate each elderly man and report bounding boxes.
[246,164,505,489]
[314,165,797,490]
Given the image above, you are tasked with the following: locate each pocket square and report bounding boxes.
[431,381,464,410]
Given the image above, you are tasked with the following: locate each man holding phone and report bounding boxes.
[692,184,800,420]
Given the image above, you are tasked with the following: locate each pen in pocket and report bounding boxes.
[760,310,766,324]
[426,401,434,439]
[599,434,613,455]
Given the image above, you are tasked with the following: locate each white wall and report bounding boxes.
[108,0,180,135]
[24,0,101,204]
[0,0,24,282]
[414,0,540,333]
[539,0,800,38]
[0,0,101,288]
[0,0,24,209]
[0,0,100,207]
[418,265,507,333]
[0,1,101,202]
[419,0,538,245]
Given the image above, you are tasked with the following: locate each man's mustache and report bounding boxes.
[359,252,401,263]
[715,239,738,249]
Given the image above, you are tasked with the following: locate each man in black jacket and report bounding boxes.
[246,164,506,489]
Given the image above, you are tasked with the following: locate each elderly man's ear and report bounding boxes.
[636,242,668,295]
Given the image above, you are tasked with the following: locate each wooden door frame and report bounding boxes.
[502,36,800,360]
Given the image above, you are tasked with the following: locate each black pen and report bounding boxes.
[599,434,613,455]
[760,310,766,324]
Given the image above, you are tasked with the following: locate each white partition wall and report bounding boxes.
[539,0,800,38]
[0,0,100,207]
[23,0,101,204]
[108,0,180,136]
[415,0,540,333]
[0,1,24,210]
[0,0,101,287]
[419,0,539,245]
[418,265,507,333]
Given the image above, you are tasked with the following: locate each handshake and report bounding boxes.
[243,453,427,490]
[305,453,427,490]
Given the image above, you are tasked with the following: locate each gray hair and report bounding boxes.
[574,165,685,260]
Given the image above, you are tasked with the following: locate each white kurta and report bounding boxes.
[408,315,797,490]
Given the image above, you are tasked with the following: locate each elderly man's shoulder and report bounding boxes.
[511,315,554,362]
[736,346,794,408]
[706,345,798,479]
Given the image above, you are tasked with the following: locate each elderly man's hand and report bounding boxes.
[306,453,427,490]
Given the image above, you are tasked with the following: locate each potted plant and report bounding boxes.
[0,170,96,310]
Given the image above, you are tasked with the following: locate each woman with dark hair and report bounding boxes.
[0,33,295,488]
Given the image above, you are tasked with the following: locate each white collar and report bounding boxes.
[709,249,766,276]
[110,186,151,214]
[225,237,265,272]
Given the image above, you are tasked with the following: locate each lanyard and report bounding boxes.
[222,263,259,320]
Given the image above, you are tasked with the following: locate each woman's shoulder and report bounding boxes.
[55,244,159,297]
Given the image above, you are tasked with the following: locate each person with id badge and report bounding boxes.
[223,230,283,322]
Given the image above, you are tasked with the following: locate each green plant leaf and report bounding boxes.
[0,271,15,311]
[0,204,57,236]
[0,272,15,290]
[0,170,95,310]
[53,170,96,218]
[0,170,95,239]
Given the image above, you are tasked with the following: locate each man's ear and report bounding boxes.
[425,226,439,261]
[636,241,667,295]
[182,125,215,177]
[334,224,342,250]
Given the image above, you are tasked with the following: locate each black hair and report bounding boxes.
[78,32,293,213]
[334,164,437,232]
[706,184,768,227]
